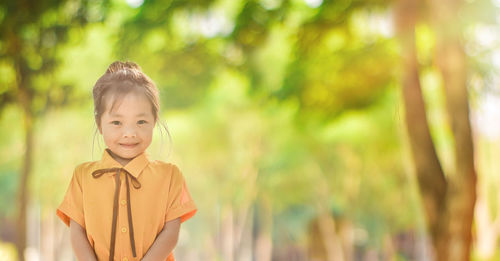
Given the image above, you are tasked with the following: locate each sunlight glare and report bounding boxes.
[474,92,500,139]
[475,25,497,48]
[125,0,144,8]
[304,0,323,8]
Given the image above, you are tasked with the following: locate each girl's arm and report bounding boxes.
[141,217,181,261]
[69,219,97,261]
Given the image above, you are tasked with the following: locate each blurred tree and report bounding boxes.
[112,0,218,109]
[395,0,476,260]
[113,0,395,112]
[0,0,108,259]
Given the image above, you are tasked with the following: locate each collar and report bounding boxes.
[99,149,150,178]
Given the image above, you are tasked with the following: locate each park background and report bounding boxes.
[1,0,500,260]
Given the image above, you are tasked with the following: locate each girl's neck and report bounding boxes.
[107,149,133,166]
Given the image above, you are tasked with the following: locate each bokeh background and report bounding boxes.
[1,0,500,260]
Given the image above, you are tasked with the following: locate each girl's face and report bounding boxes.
[98,91,155,166]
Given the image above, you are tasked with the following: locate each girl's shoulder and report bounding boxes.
[74,160,101,172]
[148,160,183,177]
[148,160,178,170]
[70,160,105,178]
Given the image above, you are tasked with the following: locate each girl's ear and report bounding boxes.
[95,116,103,134]
[97,122,103,134]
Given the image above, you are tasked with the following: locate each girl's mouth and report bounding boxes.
[120,143,139,148]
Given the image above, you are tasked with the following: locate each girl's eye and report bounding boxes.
[138,120,147,125]
[111,121,121,126]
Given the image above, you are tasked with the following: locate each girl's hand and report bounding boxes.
[69,219,97,261]
[141,217,181,261]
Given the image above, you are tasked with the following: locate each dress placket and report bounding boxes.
[92,168,140,261]
[118,171,130,261]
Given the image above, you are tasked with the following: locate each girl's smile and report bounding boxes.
[120,143,139,148]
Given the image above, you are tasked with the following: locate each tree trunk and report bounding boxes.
[255,196,272,261]
[394,0,448,258]
[436,46,476,261]
[395,0,477,260]
[41,213,56,261]
[235,206,254,261]
[338,219,355,261]
[14,56,34,261]
[316,211,343,261]
[234,143,260,261]
[221,204,235,261]
[16,85,34,261]
[429,0,477,259]
[307,163,345,261]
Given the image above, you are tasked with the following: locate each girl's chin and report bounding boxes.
[109,147,143,159]
[116,151,140,158]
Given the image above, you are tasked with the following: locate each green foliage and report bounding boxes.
[0,0,110,114]
[0,241,18,261]
[32,105,96,217]
[0,106,23,218]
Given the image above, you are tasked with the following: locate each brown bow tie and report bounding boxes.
[92,168,141,261]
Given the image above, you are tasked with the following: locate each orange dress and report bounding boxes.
[57,149,197,261]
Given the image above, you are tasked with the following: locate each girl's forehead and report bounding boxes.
[104,91,154,116]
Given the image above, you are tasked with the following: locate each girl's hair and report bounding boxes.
[92,60,173,159]
[93,61,160,126]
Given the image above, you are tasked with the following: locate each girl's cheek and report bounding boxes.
[140,129,153,136]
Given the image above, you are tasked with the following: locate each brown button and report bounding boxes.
[120,199,126,206]
[121,227,127,233]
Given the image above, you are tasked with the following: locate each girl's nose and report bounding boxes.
[123,126,137,138]
[124,132,136,138]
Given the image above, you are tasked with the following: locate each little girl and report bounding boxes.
[57,61,197,261]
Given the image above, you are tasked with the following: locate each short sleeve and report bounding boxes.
[165,165,197,223]
[56,167,85,228]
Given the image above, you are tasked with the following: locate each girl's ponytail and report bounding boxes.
[106,61,142,74]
